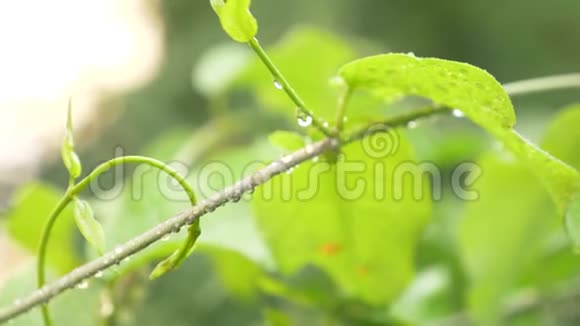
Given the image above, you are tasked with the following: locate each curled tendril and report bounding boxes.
[38,156,198,326]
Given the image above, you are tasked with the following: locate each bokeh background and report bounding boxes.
[1,0,579,325]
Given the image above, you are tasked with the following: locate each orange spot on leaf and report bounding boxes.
[320,242,341,256]
[356,265,370,278]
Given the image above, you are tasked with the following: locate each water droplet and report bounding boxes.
[286,167,295,175]
[76,280,89,290]
[323,121,329,128]
[281,155,292,164]
[452,109,465,118]
[273,80,283,90]
[297,114,313,128]
[406,52,416,58]
[95,271,104,279]
[406,121,418,129]
[161,234,171,242]
[329,76,346,87]
[312,156,320,163]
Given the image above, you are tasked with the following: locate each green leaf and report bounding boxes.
[210,0,258,43]
[268,130,306,152]
[338,54,580,214]
[540,104,580,252]
[252,134,432,304]
[458,154,558,323]
[339,54,516,130]
[192,43,251,96]
[61,99,82,179]
[458,105,580,322]
[202,246,265,301]
[237,27,356,122]
[6,183,78,273]
[73,199,106,255]
[540,104,580,170]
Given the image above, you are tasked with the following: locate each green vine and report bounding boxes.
[39,147,199,324]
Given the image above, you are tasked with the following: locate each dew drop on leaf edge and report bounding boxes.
[274,79,283,90]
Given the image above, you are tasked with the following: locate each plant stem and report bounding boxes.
[36,156,196,326]
[503,73,580,96]
[344,105,447,144]
[334,87,352,132]
[247,37,334,137]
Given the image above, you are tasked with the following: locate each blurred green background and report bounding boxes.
[1,0,579,325]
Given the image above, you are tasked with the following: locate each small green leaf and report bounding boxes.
[268,130,306,152]
[74,199,106,255]
[61,99,82,179]
[210,0,258,43]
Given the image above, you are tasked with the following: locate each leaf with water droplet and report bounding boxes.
[210,0,258,43]
[339,53,579,214]
[268,130,306,152]
[339,53,516,130]
[61,99,82,179]
[74,199,106,255]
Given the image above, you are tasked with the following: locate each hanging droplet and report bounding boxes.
[452,109,465,118]
[406,121,418,129]
[95,271,104,279]
[312,156,320,163]
[286,167,295,175]
[296,109,313,128]
[76,280,89,290]
[273,79,283,90]
[161,234,171,242]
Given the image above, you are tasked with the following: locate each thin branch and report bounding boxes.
[247,37,334,136]
[0,107,442,323]
[502,73,580,96]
